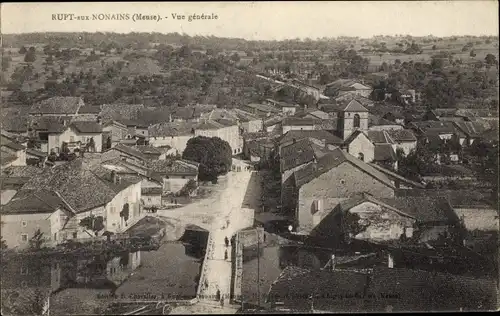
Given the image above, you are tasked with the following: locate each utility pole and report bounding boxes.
[257,229,260,310]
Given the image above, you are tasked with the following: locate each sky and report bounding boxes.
[1,1,499,40]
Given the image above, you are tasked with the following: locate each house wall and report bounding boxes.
[341,111,369,140]
[195,125,242,155]
[393,141,417,156]
[103,124,127,145]
[101,149,143,165]
[297,162,394,233]
[149,135,193,155]
[105,181,142,231]
[266,124,282,133]
[347,133,375,162]
[163,175,196,194]
[1,212,53,249]
[142,194,162,207]
[369,125,403,131]
[282,125,315,135]
[454,207,499,232]
[241,120,263,133]
[282,107,297,116]
[345,202,415,242]
[48,127,103,154]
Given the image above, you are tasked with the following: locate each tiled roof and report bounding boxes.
[1,140,25,151]
[368,114,400,127]
[30,97,83,115]
[133,145,162,155]
[343,130,371,146]
[294,148,394,188]
[231,108,260,122]
[244,103,281,113]
[279,139,317,172]
[70,121,103,134]
[263,115,285,127]
[279,130,343,146]
[368,163,425,189]
[196,120,225,130]
[341,99,369,112]
[148,122,196,137]
[411,121,458,136]
[100,103,144,123]
[0,149,17,166]
[78,105,101,114]
[141,187,163,195]
[20,159,139,213]
[452,121,488,138]
[395,189,495,208]
[367,130,392,144]
[26,147,48,157]
[282,117,318,126]
[109,144,146,161]
[386,129,416,142]
[379,196,459,223]
[171,107,195,120]
[29,116,72,132]
[2,165,46,178]
[1,189,65,215]
[318,103,343,113]
[374,144,397,161]
[269,266,496,311]
[303,110,331,120]
[146,159,199,175]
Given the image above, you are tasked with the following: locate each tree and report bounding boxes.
[1,236,7,250]
[485,53,497,65]
[469,50,476,57]
[182,136,232,181]
[24,48,37,63]
[432,45,437,50]
[178,179,198,197]
[2,56,11,70]
[120,204,130,225]
[79,215,105,236]
[29,229,45,250]
[230,53,241,63]
[19,46,27,54]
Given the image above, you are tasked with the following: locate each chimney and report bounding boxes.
[111,170,117,184]
[331,254,336,271]
[292,138,296,144]
[322,138,326,148]
[388,253,394,269]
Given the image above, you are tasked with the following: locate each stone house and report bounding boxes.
[102,120,128,148]
[146,159,199,194]
[342,130,375,163]
[323,79,372,98]
[311,193,461,246]
[1,138,26,167]
[29,97,84,117]
[101,143,146,166]
[47,121,103,154]
[263,99,299,116]
[281,117,318,134]
[1,159,143,248]
[290,148,395,234]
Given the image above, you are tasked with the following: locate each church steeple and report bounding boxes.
[338,99,369,140]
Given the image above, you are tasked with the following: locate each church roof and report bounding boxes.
[341,99,369,113]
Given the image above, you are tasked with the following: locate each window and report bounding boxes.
[21,221,27,227]
[353,114,361,128]
[340,179,346,185]
[70,136,75,142]
[53,233,57,241]
[20,266,29,275]
[21,234,28,242]
[72,232,77,239]
[182,176,186,179]
[358,153,364,161]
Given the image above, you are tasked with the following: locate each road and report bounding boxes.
[160,167,261,314]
